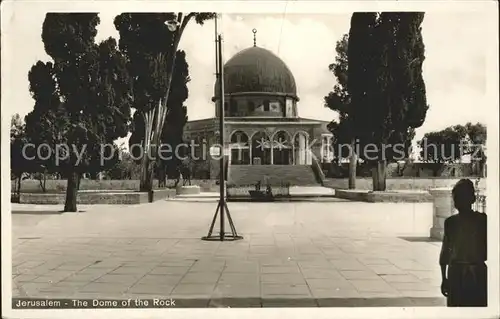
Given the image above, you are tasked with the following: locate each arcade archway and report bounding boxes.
[230,131,250,165]
[293,131,309,165]
[250,131,271,165]
[272,131,292,165]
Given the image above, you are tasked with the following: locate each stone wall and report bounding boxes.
[13,179,219,193]
[429,188,454,240]
[18,189,176,205]
[324,177,486,191]
[335,189,432,203]
[324,162,480,178]
[13,177,485,195]
[428,188,487,240]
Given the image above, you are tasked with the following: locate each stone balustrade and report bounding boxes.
[176,185,201,195]
[18,188,176,205]
[429,188,455,240]
[429,187,487,240]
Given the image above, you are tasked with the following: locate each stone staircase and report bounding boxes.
[227,165,321,187]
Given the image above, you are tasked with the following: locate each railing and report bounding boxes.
[309,150,326,185]
[474,178,486,214]
[475,194,486,214]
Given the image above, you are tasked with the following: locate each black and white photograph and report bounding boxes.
[2,1,499,318]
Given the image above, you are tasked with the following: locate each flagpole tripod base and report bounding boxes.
[201,199,243,242]
[201,234,243,241]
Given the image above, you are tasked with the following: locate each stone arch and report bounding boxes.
[230,130,250,165]
[292,130,310,141]
[270,130,293,142]
[272,130,293,165]
[293,131,310,165]
[250,131,271,165]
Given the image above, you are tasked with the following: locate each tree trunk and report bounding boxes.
[139,110,154,192]
[147,19,189,177]
[149,159,156,191]
[38,173,47,193]
[398,159,410,177]
[77,173,82,190]
[348,138,357,189]
[64,171,79,212]
[372,160,387,191]
[140,155,153,191]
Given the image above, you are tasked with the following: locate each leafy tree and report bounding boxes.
[11,114,29,196]
[160,50,190,180]
[10,114,25,139]
[464,122,486,145]
[24,60,65,180]
[324,33,358,188]
[105,145,137,180]
[114,13,215,192]
[418,122,486,177]
[348,12,428,190]
[418,126,467,176]
[324,34,351,158]
[10,114,51,195]
[25,13,132,211]
[123,42,190,182]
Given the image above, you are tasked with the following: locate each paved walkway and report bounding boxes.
[11,201,445,307]
[172,186,339,203]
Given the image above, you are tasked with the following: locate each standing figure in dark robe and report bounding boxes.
[440,179,487,307]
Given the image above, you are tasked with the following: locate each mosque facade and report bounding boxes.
[183,31,333,182]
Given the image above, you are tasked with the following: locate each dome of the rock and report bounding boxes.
[214,46,298,100]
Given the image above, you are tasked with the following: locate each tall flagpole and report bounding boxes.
[218,33,226,240]
[202,14,243,242]
[214,17,219,83]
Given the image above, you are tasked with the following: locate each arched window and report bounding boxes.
[251,131,271,165]
[263,100,270,112]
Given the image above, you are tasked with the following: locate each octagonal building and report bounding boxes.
[183,31,332,186]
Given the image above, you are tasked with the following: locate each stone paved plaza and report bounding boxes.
[11,200,445,307]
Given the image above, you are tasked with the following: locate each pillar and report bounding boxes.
[306,138,312,165]
[429,188,455,240]
[270,138,274,165]
[298,134,306,165]
[249,141,253,165]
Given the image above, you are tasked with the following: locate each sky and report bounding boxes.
[1,3,495,148]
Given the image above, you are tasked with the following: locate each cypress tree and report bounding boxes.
[348,12,428,191]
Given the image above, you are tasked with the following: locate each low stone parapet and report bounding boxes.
[323,177,486,191]
[150,188,177,202]
[18,188,176,205]
[429,188,454,240]
[176,185,201,195]
[335,189,432,203]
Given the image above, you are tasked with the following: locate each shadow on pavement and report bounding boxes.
[398,236,442,243]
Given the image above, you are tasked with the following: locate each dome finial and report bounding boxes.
[252,28,257,47]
